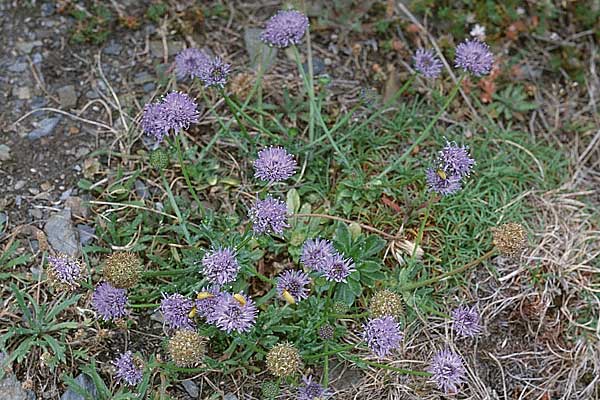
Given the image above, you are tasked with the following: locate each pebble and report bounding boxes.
[0,213,7,226]
[0,144,10,161]
[40,3,54,17]
[76,224,95,245]
[13,86,31,100]
[16,41,42,54]
[29,208,43,219]
[57,85,78,108]
[28,117,61,140]
[143,82,155,92]
[44,209,80,257]
[135,180,149,199]
[150,40,183,58]
[64,196,89,218]
[85,90,99,99]
[223,394,238,400]
[182,380,199,399]
[60,374,97,400]
[0,373,35,400]
[103,41,122,56]
[15,180,26,190]
[8,62,28,73]
[134,72,154,85]
[303,57,327,75]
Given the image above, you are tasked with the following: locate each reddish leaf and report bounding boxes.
[382,194,402,214]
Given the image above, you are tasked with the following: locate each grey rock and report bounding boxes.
[150,40,183,58]
[16,41,42,54]
[223,394,237,400]
[85,90,99,100]
[0,144,10,161]
[303,57,326,75]
[143,82,155,92]
[0,213,7,226]
[76,224,95,246]
[103,41,122,56]
[44,209,80,257]
[41,3,54,17]
[14,180,26,190]
[134,72,153,85]
[57,85,78,109]
[28,117,61,140]
[13,86,31,100]
[182,380,199,398]
[8,62,28,73]
[31,53,42,64]
[29,208,43,219]
[134,180,149,199]
[60,373,97,400]
[244,28,277,71]
[0,373,33,400]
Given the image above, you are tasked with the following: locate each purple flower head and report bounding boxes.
[425,168,462,196]
[260,10,309,48]
[452,305,482,338]
[454,39,494,77]
[300,238,335,272]
[253,146,298,183]
[297,375,330,400]
[159,293,195,331]
[175,48,210,80]
[323,253,355,283]
[47,254,83,287]
[199,56,231,88]
[215,293,258,333]
[201,247,240,285]
[92,282,128,322]
[162,92,199,133]
[428,349,466,393]
[362,316,403,357]
[276,270,311,303]
[249,196,289,235]
[195,286,225,324]
[437,141,475,178]
[141,102,170,143]
[413,48,443,78]
[112,351,143,386]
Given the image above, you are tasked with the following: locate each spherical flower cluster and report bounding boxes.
[318,324,334,340]
[491,222,527,257]
[199,56,231,88]
[159,293,195,331]
[92,282,128,322]
[260,10,309,48]
[46,254,83,289]
[325,253,356,283]
[112,351,143,386]
[266,342,302,377]
[369,289,404,319]
[452,305,482,338]
[297,375,330,400]
[214,293,258,333]
[300,238,336,273]
[141,92,199,143]
[261,381,280,400]
[413,48,443,78]
[276,270,311,304]
[149,148,169,170]
[195,286,224,324]
[253,146,298,183]
[454,39,494,76]
[200,247,240,285]
[428,349,466,393]
[426,141,475,196]
[249,196,289,235]
[103,252,142,289]
[175,48,210,80]
[167,330,207,367]
[363,316,403,357]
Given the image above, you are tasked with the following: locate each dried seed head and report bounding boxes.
[266,342,301,378]
[491,222,527,257]
[103,252,142,289]
[167,330,207,368]
[261,380,280,399]
[369,289,404,319]
[318,324,334,340]
[149,148,169,170]
[331,301,349,315]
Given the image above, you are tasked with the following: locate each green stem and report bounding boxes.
[323,342,329,388]
[173,135,204,218]
[305,26,316,143]
[420,302,450,318]
[160,172,192,243]
[247,266,274,284]
[342,354,432,377]
[130,303,159,308]
[377,75,465,178]
[304,344,357,360]
[220,89,253,146]
[330,312,369,319]
[401,248,496,291]
[219,90,276,140]
[142,266,197,278]
[412,199,433,259]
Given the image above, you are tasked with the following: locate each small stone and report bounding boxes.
[8,63,28,73]
[28,117,61,140]
[134,72,154,85]
[85,90,99,100]
[150,40,184,58]
[60,373,97,400]
[57,85,78,109]
[64,196,89,218]
[182,380,199,399]
[143,82,155,92]
[0,144,10,161]
[41,3,55,17]
[31,53,42,64]
[28,187,40,195]
[0,213,7,226]
[303,57,326,75]
[29,208,43,219]
[44,209,80,257]
[75,147,89,158]
[134,180,148,199]
[14,180,26,190]
[223,394,238,400]
[0,373,34,400]
[16,41,41,54]
[103,41,122,56]
[13,86,31,100]
[76,224,95,245]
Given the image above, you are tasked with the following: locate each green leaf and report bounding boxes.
[45,294,81,324]
[42,335,66,363]
[10,284,34,327]
[287,188,301,214]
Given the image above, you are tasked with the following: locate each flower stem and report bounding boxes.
[130,303,158,308]
[330,312,369,319]
[342,354,432,377]
[173,135,204,218]
[219,89,254,147]
[160,172,192,244]
[142,266,197,278]
[304,344,357,360]
[322,342,329,388]
[401,248,496,291]
[377,75,465,178]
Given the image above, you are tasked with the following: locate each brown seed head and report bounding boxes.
[266,342,301,377]
[369,289,404,319]
[491,222,527,257]
[103,252,142,289]
[167,330,207,368]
